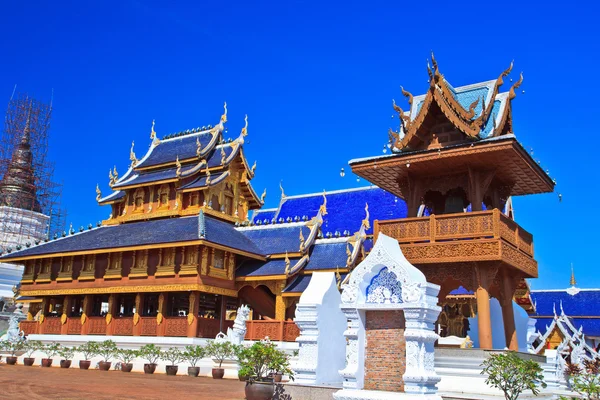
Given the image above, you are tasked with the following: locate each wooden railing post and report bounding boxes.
[493,209,500,239]
[278,321,284,341]
[430,214,436,243]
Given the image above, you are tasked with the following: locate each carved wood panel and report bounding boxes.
[67,318,81,334]
[164,317,188,337]
[43,317,62,334]
[87,317,106,335]
[140,317,157,336]
[113,317,134,336]
[19,321,38,335]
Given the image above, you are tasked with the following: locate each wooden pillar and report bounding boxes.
[60,296,71,335]
[275,295,286,321]
[468,168,495,212]
[133,293,143,336]
[80,295,92,335]
[187,292,200,338]
[156,292,166,336]
[219,295,228,333]
[474,265,493,349]
[106,294,117,335]
[38,297,49,334]
[500,271,519,351]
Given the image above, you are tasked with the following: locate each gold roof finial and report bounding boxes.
[205,161,211,185]
[319,190,327,215]
[109,169,115,186]
[280,181,286,199]
[150,119,156,140]
[130,141,138,167]
[241,114,248,137]
[401,86,413,106]
[196,137,202,158]
[221,101,228,123]
[284,252,291,275]
[299,228,306,252]
[221,146,227,165]
[113,166,118,181]
[260,188,267,203]
[362,203,370,230]
[251,160,257,175]
[509,72,524,100]
[175,156,182,177]
[96,184,102,201]
[570,263,576,287]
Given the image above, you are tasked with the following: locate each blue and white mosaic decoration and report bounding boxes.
[366,267,402,304]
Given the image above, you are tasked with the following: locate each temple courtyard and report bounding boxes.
[0,365,246,400]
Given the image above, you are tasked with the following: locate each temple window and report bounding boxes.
[210,194,220,211]
[158,184,170,208]
[162,248,176,267]
[224,184,234,215]
[108,252,122,270]
[42,258,52,274]
[84,255,96,271]
[133,188,145,211]
[62,256,73,273]
[184,246,197,265]
[24,261,33,275]
[190,191,202,207]
[212,249,225,269]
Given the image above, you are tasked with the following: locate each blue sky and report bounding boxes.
[0,1,597,289]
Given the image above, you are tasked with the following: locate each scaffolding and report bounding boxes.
[0,93,66,249]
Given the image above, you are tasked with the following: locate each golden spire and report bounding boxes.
[109,169,114,187]
[284,252,291,275]
[130,141,138,168]
[319,190,327,215]
[241,114,248,137]
[570,263,576,287]
[196,137,202,158]
[361,203,370,230]
[251,160,257,175]
[260,188,267,203]
[96,184,102,201]
[221,102,228,124]
[221,146,227,165]
[280,181,286,198]
[113,166,118,181]
[299,228,305,252]
[175,156,182,177]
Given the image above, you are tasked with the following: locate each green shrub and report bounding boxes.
[162,347,183,366]
[139,344,162,365]
[116,349,139,364]
[42,342,61,359]
[24,340,42,358]
[78,341,100,361]
[97,340,118,363]
[481,351,546,400]
[206,341,236,368]
[182,345,205,367]
[237,340,294,381]
[58,346,75,360]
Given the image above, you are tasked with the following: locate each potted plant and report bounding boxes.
[238,365,253,382]
[206,341,235,379]
[2,340,24,365]
[481,351,546,400]
[182,345,205,377]
[58,346,75,368]
[162,347,183,376]
[77,341,99,370]
[97,340,117,371]
[238,339,295,400]
[41,342,61,367]
[116,349,139,373]
[23,340,42,366]
[139,343,161,374]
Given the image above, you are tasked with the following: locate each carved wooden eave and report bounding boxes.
[350,136,555,198]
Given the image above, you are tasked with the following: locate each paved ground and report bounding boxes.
[0,364,246,400]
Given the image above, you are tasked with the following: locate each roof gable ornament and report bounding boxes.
[150,119,160,146]
[284,252,291,275]
[205,162,211,185]
[241,115,248,137]
[220,146,227,165]
[260,188,266,203]
[509,72,524,100]
[130,141,138,168]
[221,102,228,124]
[280,181,286,199]
[96,184,101,201]
[299,228,306,252]
[109,169,115,187]
[196,137,202,158]
[319,190,327,216]
[361,203,370,230]
[113,166,118,182]
[175,156,182,177]
[251,161,257,175]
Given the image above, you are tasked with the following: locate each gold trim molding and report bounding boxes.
[21,283,238,298]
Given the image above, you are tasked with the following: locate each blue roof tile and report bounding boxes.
[530,290,600,317]
[137,132,215,168]
[238,225,311,255]
[305,242,348,271]
[113,167,177,188]
[278,187,406,236]
[236,258,295,277]
[251,209,278,224]
[1,215,262,258]
[179,171,229,191]
[283,274,311,293]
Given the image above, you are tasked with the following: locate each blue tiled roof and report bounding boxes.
[137,132,215,168]
[113,167,177,188]
[305,242,348,271]
[98,190,125,204]
[236,258,294,277]
[238,225,311,255]
[251,209,278,224]
[283,274,311,293]
[278,187,406,235]
[179,171,229,191]
[449,286,474,295]
[0,215,262,258]
[534,317,600,338]
[530,290,600,317]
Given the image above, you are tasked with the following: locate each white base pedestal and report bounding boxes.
[333,389,442,400]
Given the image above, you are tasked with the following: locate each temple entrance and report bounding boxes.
[364,310,406,392]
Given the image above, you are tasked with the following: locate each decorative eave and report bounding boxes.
[97,190,125,205]
[285,253,310,278]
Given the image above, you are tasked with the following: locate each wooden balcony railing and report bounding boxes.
[164,317,188,337]
[67,317,82,334]
[375,209,534,257]
[140,317,157,336]
[87,317,107,335]
[196,318,234,338]
[20,320,39,335]
[43,317,62,334]
[245,321,300,342]
[113,317,134,336]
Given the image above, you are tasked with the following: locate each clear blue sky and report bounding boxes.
[0,1,597,289]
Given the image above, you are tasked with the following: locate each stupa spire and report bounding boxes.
[570,263,576,287]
